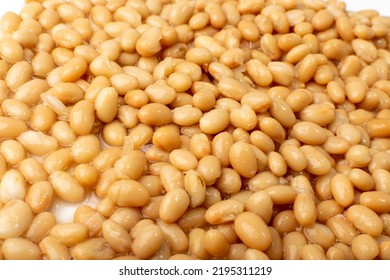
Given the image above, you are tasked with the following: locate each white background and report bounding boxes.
[0,0,390,16]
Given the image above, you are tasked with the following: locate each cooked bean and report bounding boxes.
[132,224,163,259]
[346,205,383,237]
[49,171,84,203]
[0,200,33,239]
[234,212,272,251]
[294,193,317,227]
[114,151,146,180]
[283,231,307,260]
[326,214,359,245]
[2,238,41,260]
[25,212,56,243]
[351,234,379,260]
[108,179,149,207]
[272,210,298,235]
[159,188,190,223]
[229,142,257,178]
[71,238,115,260]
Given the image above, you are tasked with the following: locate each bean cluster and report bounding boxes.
[0,0,390,260]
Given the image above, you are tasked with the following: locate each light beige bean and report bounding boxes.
[303,223,336,250]
[360,191,390,213]
[0,169,26,203]
[157,220,189,253]
[300,145,332,176]
[69,100,95,136]
[132,224,163,259]
[351,234,379,260]
[272,210,298,235]
[114,151,146,180]
[199,108,229,134]
[204,229,230,257]
[326,214,359,245]
[234,212,272,251]
[265,185,297,205]
[283,231,307,260]
[346,205,383,237]
[184,170,206,208]
[159,188,190,223]
[280,145,307,172]
[25,181,53,214]
[317,199,344,223]
[44,148,72,174]
[229,142,257,178]
[102,219,132,254]
[0,200,33,239]
[292,121,326,145]
[330,174,355,207]
[17,131,59,156]
[230,105,257,131]
[39,236,71,260]
[25,212,56,244]
[294,193,317,227]
[49,223,88,247]
[2,237,41,260]
[245,191,273,224]
[0,117,27,139]
[169,149,198,171]
[95,87,118,123]
[205,199,244,225]
[215,167,241,195]
[108,179,149,207]
[300,244,326,260]
[71,238,115,260]
[18,158,48,184]
[49,171,84,203]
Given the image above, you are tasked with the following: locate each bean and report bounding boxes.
[0,200,33,239]
[234,212,272,251]
[316,199,344,223]
[101,219,132,254]
[167,148,197,171]
[25,212,56,243]
[49,171,84,203]
[108,179,149,207]
[294,193,317,227]
[114,151,146,180]
[71,238,115,260]
[272,210,298,235]
[360,191,390,213]
[69,100,95,136]
[259,117,285,143]
[379,241,390,260]
[351,234,379,260]
[39,236,71,260]
[157,220,188,253]
[300,244,326,260]
[215,168,241,195]
[44,148,72,174]
[184,170,206,208]
[265,185,297,205]
[300,145,332,176]
[303,224,336,250]
[205,199,244,225]
[19,158,47,184]
[280,145,307,172]
[159,188,190,223]
[326,214,359,245]
[283,231,307,260]
[229,142,257,178]
[2,238,41,260]
[49,223,88,247]
[132,224,163,259]
[25,181,53,214]
[330,174,355,207]
[204,229,230,257]
[346,205,383,237]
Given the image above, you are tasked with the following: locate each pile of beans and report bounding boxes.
[0,0,390,260]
